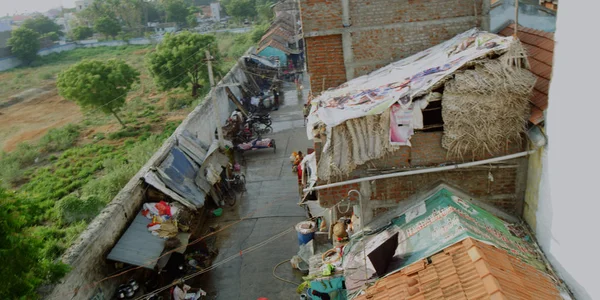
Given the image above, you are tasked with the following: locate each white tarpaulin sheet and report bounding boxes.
[306,28,514,138]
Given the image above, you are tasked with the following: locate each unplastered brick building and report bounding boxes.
[298,0,491,95]
[301,28,547,225]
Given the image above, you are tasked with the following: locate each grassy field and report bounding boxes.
[0,45,202,298]
[0,26,268,297]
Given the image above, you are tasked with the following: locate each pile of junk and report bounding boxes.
[107,200,219,300]
[283,213,358,300]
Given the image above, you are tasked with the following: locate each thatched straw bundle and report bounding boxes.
[317,112,394,182]
[441,41,537,159]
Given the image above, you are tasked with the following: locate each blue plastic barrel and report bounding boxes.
[297,231,315,245]
[295,221,316,245]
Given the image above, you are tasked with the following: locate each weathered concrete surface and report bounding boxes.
[191,82,314,299]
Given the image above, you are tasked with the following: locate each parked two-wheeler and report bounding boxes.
[247,112,272,126]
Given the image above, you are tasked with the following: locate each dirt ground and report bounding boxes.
[0,90,82,152]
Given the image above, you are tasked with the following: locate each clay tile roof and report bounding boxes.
[498,23,554,125]
[354,238,562,300]
[259,24,294,45]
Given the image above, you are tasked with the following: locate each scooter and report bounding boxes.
[114,279,140,299]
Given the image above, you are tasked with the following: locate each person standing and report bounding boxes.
[303,104,309,126]
[272,87,280,110]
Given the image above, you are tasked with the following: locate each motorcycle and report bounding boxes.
[245,118,272,136]
[247,113,272,126]
[114,279,140,299]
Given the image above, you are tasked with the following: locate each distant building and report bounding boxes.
[149,22,178,34]
[0,20,12,57]
[210,2,221,22]
[12,15,31,25]
[44,8,61,19]
[75,0,92,12]
[55,13,76,34]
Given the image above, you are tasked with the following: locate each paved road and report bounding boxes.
[196,81,313,299]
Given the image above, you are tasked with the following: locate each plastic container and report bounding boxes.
[295,221,316,245]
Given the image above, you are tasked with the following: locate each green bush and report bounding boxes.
[0,159,23,188]
[166,95,194,111]
[81,163,134,203]
[108,127,141,140]
[56,194,104,224]
[38,124,80,152]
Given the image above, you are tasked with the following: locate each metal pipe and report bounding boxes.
[303,150,536,193]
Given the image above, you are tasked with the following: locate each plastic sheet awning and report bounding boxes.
[156,146,206,208]
[143,133,232,209]
[107,210,165,269]
[243,54,279,69]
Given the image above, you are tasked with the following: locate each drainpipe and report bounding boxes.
[303,150,537,193]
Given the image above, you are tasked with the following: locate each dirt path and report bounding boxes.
[0,90,83,152]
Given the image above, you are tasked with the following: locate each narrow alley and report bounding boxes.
[196,81,313,299]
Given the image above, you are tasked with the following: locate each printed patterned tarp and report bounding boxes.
[306,28,514,137]
[342,188,544,294]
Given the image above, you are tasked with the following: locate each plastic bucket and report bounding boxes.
[295,221,316,245]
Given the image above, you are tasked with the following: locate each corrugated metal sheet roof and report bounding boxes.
[499,23,554,125]
[106,210,165,269]
[156,146,206,208]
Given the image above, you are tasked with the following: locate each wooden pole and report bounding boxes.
[514,0,519,37]
[206,50,224,149]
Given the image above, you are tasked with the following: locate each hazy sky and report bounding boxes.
[0,0,76,16]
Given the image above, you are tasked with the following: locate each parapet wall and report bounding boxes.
[45,50,250,300]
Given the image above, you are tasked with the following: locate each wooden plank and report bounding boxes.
[225,86,249,116]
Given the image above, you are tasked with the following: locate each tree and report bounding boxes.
[42,32,60,41]
[22,15,63,36]
[7,28,40,64]
[57,59,140,128]
[164,0,192,24]
[94,17,121,38]
[147,32,219,97]
[222,0,257,21]
[255,0,275,23]
[70,26,94,40]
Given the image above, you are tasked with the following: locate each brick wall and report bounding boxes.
[298,0,343,33]
[299,0,489,92]
[348,0,483,27]
[317,131,527,215]
[305,35,347,95]
[350,21,478,77]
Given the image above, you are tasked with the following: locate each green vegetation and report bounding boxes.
[0,119,180,299]
[57,59,140,127]
[94,17,121,39]
[0,10,262,294]
[0,188,70,299]
[21,15,63,36]
[70,26,94,41]
[7,28,41,64]
[217,23,270,68]
[221,0,275,23]
[146,32,220,97]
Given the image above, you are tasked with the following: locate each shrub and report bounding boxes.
[0,159,23,188]
[39,124,80,152]
[56,194,104,224]
[166,95,193,111]
[108,127,140,140]
[81,164,134,203]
